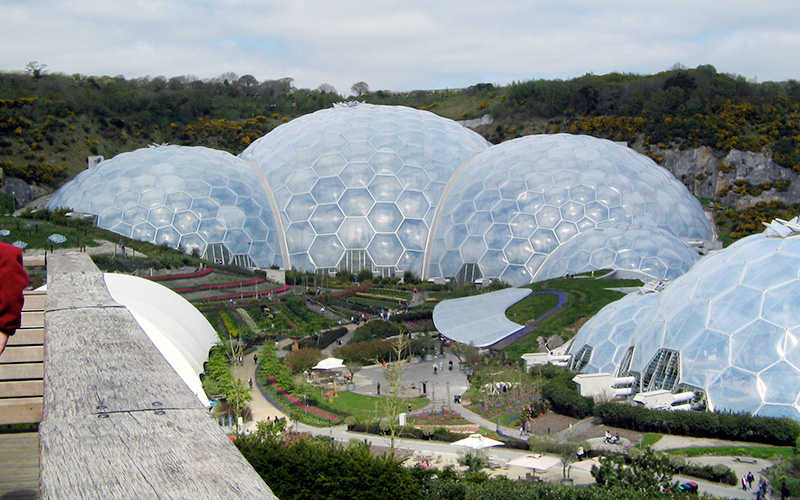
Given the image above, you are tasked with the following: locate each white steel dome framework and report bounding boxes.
[568,218,800,421]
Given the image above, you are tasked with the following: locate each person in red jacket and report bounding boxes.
[0,241,28,356]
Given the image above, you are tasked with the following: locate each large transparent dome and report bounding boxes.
[425,134,712,286]
[570,219,800,421]
[48,145,283,268]
[240,103,489,275]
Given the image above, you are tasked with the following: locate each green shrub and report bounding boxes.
[297,326,347,350]
[539,365,594,418]
[351,320,400,342]
[679,463,736,485]
[594,402,800,446]
[332,338,397,364]
[541,379,594,418]
[391,310,433,322]
[284,348,323,374]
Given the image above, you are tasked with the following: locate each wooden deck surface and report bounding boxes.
[38,253,277,499]
[0,432,39,499]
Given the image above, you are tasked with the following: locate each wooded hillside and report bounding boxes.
[3,64,800,239]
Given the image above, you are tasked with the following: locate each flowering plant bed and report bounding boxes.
[407,409,471,427]
[172,277,265,292]
[198,284,290,302]
[267,376,340,423]
[440,424,480,434]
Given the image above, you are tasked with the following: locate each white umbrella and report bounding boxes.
[449,433,504,450]
[313,357,346,370]
[572,457,601,473]
[506,454,560,472]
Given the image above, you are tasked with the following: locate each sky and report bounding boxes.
[2,0,800,96]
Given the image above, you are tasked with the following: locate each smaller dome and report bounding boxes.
[48,145,283,268]
[534,227,700,282]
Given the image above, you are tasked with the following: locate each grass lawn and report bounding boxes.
[326,390,429,422]
[506,293,560,325]
[493,411,522,427]
[502,273,643,358]
[0,215,100,250]
[663,446,796,460]
[369,288,413,299]
[639,433,663,448]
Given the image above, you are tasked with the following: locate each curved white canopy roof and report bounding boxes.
[103,273,219,406]
[433,287,531,347]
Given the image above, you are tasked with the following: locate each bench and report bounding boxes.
[734,457,758,464]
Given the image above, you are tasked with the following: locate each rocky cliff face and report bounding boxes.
[640,146,800,209]
[0,168,51,211]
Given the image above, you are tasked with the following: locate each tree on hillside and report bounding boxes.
[25,61,47,79]
[238,74,259,87]
[317,83,337,95]
[351,81,369,96]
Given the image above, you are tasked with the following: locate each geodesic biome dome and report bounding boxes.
[239,102,490,275]
[569,218,800,421]
[425,134,712,286]
[47,145,283,268]
[534,227,700,282]
[567,291,660,375]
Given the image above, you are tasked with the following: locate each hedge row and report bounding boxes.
[541,379,595,418]
[679,463,737,485]
[297,327,348,350]
[391,310,433,322]
[537,365,800,446]
[351,320,400,342]
[348,423,526,449]
[594,402,800,447]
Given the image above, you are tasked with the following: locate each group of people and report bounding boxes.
[432,360,454,374]
[603,430,621,444]
[740,471,786,500]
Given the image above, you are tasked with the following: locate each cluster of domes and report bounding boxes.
[569,219,800,421]
[48,103,711,286]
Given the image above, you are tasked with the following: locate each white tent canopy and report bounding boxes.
[449,433,504,450]
[572,457,601,473]
[506,454,560,472]
[313,357,346,370]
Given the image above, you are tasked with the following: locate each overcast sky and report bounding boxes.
[2,1,799,95]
